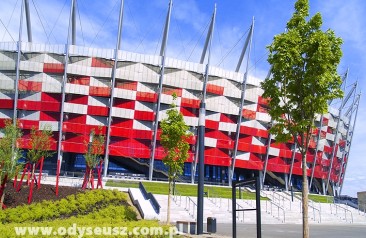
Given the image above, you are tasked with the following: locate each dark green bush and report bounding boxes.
[1,189,129,224]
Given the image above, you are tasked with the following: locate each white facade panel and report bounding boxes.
[236,152,250,161]
[219,122,237,132]
[112,107,134,119]
[65,83,89,95]
[113,88,137,100]
[204,137,217,147]
[88,96,108,107]
[183,116,199,127]
[18,110,40,120]
[206,112,220,121]
[242,120,267,130]
[19,92,41,101]
[39,121,59,131]
[42,82,61,93]
[252,137,264,146]
[0,78,15,90]
[90,67,112,78]
[67,64,92,76]
[86,115,107,126]
[268,147,280,156]
[256,112,271,123]
[326,133,335,141]
[19,61,43,72]
[64,103,88,114]
[135,101,154,112]
[133,120,152,130]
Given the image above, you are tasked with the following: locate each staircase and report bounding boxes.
[154,188,366,225]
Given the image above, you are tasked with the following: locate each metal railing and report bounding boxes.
[298,200,321,223]
[330,203,353,223]
[185,196,197,219]
[358,204,366,217]
[172,188,182,206]
[235,203,245,222]
[265,200,286,223]
[273,191,292,210]
[207,187,222,208]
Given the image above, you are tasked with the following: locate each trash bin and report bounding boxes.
[207,217,216,233]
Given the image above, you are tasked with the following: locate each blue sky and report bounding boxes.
[0,0,364,197]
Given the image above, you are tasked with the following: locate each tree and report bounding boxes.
[261,0,343,237]
[0,120,22,209]
[160,93,191,224]
[82,128,105,190]
[23,125,55,203]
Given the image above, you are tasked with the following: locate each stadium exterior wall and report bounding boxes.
[0,42,351,194]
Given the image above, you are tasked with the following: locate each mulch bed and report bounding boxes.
[3,182,83,208]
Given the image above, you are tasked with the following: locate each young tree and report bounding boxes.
[0,120,22,209]
[82,128,105,190]
[24,125,55,203]
[160,93,191,224]
[261,0,343,237]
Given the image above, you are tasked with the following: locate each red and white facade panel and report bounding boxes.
[0,42,351,188]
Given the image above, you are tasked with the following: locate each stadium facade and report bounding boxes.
[0,0,360,196]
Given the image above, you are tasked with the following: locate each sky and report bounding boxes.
[0,0,364,197]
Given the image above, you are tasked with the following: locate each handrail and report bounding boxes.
[310,204,321,223]
[138,182,160,214]
[207,187,222,208]
[172,188,182,206]
[358,204,366,216]
[298,200,321,223]
[270,191,288,209]
[265,200,285,223]
[185,196,197,219]
[331,203,353,223]
[225,198,246,223]
[235,203,245,222]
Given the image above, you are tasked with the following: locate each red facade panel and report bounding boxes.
[206,84,224,96]
[43,63,64,74]
[89,86,110,97]
[0,99,14,109]
[136,92,157,103]
[87,105,109,116]
[134,111,154,121]
[18,81,42,91]
[181,98,200,108]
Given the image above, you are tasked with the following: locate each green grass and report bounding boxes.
[106,180,266,200]
[294,192,334,203]
[308,194,334,203]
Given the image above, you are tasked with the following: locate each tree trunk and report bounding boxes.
[302,151,309,238]
[37,157,44,189]
[89,167,93,189]
[28,163,36,204]
[167,178,171,225]
[0,192,5,209]
[0,176,7,209]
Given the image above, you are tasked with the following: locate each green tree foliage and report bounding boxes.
[261,1,343,237]
[84,128,105,170]
[160,93,191,224]
[83,128,105,189]
[0,120,22,209]
[27,125,55,164]
[24,125,55,203]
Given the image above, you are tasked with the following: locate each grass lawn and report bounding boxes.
[308,194,334,203]
[294,192,334,203]
[106,180,266,200]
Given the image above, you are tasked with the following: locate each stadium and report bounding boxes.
[0,0,360,197]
